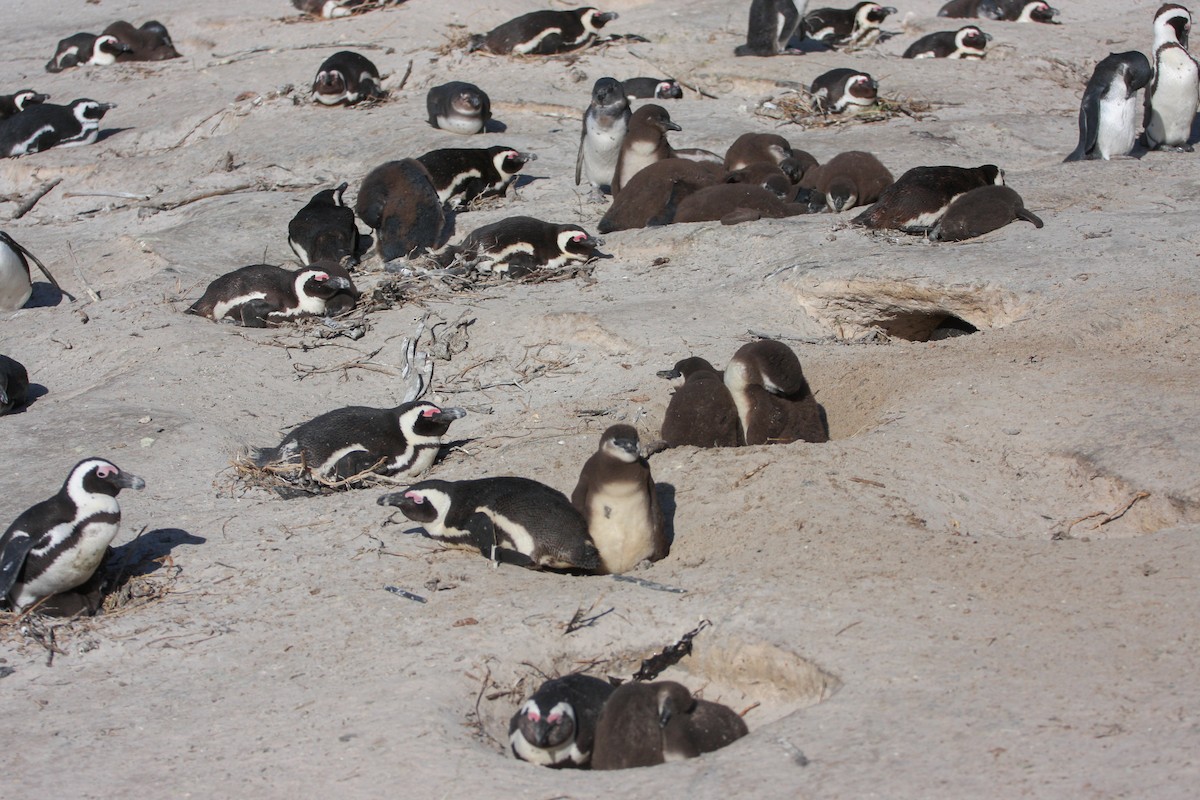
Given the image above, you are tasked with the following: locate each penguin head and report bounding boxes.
[979,164,1005,186]
[68,458,146,500]
[378,482,452,524]
[93,35,133,62]
[655,80,683,99]
[70,99,116,126]
[846,72,879,103]
[313,69,348,96]
[450,89,484,115]
[1020,2,1058,24]
[599,424,641,463]
[655,682,697,728]
[635,104,681,134]
[860,4,898,25]
[399,402,466,439]
[298,269,353,301]
[590,77,628,109]
[492,148,536,178]
[13,90,50,112]
[827,176,858,213]
[579,8,619,33]
[556,227,601,260]
[516,698,577,749]
[657,356,719,381]
[957,26,991,53]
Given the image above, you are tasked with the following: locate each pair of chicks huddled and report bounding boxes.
[510,674,748,770]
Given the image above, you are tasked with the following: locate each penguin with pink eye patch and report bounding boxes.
[510,674,616,768]
[186,263,355,327]
[434,216,602,277]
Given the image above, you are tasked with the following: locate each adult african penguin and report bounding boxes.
[724,340,829,445]
[658,357,742,448]
[576,78,632,199]
[0,90,49,120]
[1144,42,1200,152]
[735,0,805,57]
[938,0,1058,23]
[803,3,897,48]
[0,458,145,611]
[288,183,359,266]
[1064,52,1153,162]
[355,159,446,260]
[810,69,878,113]
[510,674,616,768]
[435,217,600,277]
[426,82,491,134]
[312,51,384,106]
[377,477,601,571]
[45,33,131,72]
[620,77,683,100]
[852,164,1004,231]
[0,354,29,415]
[471,8,619,55]
[1,231,65,311]
[903,26,991,59]
[416,147,536,209]
[186,264,355,326]
[0,99,115,158]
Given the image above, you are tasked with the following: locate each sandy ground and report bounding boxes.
[2,0,1200,797]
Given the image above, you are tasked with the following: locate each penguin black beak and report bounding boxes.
[100,102,118,111]
[329,276,352,290]
[433,407,467,422]
[883,6,898,13]
[377,492,402,507]
[611,438,640,458]
[983,33,994,42]
[656,368,683,379]
[112,471,146,491]
[596,12,619,24]
[662,120,682,132]
[589,235,604,247]
[518,152,538,163]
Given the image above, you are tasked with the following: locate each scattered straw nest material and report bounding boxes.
[755,90,936,129]
[229,452,407,498]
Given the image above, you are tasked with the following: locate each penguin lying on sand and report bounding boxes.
[725,340,829,445]
[0,90,49,120]
[102,20,181,61]
[356,159,446,260]
[426,82,491,134]
[852,164,1004,231]
[0,354,29,415]
[930,185,1043,241]
[510,674,616,768]
[436,217,600,277]
[938,0,1057,23]
[471,8,620,55]
[288,183,359,266]
[804,3,897,48]
[186,264,355,326]
[621,77,683,99]
[45,33,131,72]
[810,69,878,113]
[417,147,535,209]
[0,99,115,157]
[903,26,991,59]
[312,51,384,106]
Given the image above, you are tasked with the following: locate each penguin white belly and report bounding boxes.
[510,731,585,766]
[392,445,434,477]
[14,519,119,607]
[436,114,484,135]
[1097,93,1138,160]
[0,248,32,311]
[586,480,654,574]
[1147,62,1200,147]
[582,123,626,186]
[619,140,660,187]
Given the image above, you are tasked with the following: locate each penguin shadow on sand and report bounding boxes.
[23,280,71,308]
[106,527,206,578]
[95,127,132,145]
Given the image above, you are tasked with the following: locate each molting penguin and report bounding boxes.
[288,182,359,266]
[612,104,681,195]
[377,478,601,571]
[735,0,805,57]
[571,425,667,575]
[417,146,535,209]
[0,99,115,157]
[355,159,446,260]
[312,51,384,106]
[597,158,724,233]
[250,401,466,481]
[810,69,878,112]
[938,0,1058,23]
[1064,52,1154,162]
[805,150,893,213]
[0,458,145,611]
[931,185,1043,241]
[803,3,897,48]
[1,231,64,311]
[852,164,1004,231]
[621,77,683,100]
[1154,4,1192,50]
[426,82,491,134]
[576,78,632,199]
[903,26,991,59]
[102,20,181,61]
[0,354,29,415]
[510,674,617,768]
[658,357,741,448]
[724,340,829,445]
[0,90,49,120]
[591,681,749,770]
[45,33,131,72]
[1144,42,1200,151]
[186,264,354,327]
[471,8,619,55]
[436,217,600,277]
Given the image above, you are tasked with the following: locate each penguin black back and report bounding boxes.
[288,182,359,266]
[416,146,535,209]
[902,26,991,59]
[804,3,898,48]
[0,354,29,415]
[102,20,181,61]
[45,33,131,72]
[438,216,599,277]
[0,90,49,120]
[186,264,354,327]
[735,0,802,57]
[472,9,619,55]
[356,159,446,260]
[0,99,115,157]
[510,674,616,767]
[852,164,1004,232]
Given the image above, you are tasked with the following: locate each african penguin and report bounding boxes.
[658,357,742,448]
[576,78,632,199]
[0,458,145,612]
[1064,52,1154,162]
[186,264,354,327]
[735,0,805,57]
[0,354,29,415]
[416,146,536,209]
[805,150,893,213]
[591,681,749,770]
[355,159,446,260]
[852,164,1004,232]
[571,425,667,575]
[725,162,796,200]
[930,185,1044,241]
[1144,42,1200,152]
[1154,4,1192,51]
[312,51,384,106]
[45,33,132,72]
[674,183,808,225]
[435,217,600,278]
[724,132,793,172]
[510,674,616,768]
[288,183,359,267]
[1,231,64,311]
[597,158,724,233]
[102,20,181,61]
[0,90,49,120]
[470,8,619,55]
[612,104,681,195]
[803,3,897,49]
[0,99,115,158]
[250,401,466,481]
[426,82,491,134]
[724,340,829,445]
[938,0,1058,23]
[810,69,879,113]
[621,77,684,100]
[903,26,991,59]
[293,0,354,18]
[377,477,602,571]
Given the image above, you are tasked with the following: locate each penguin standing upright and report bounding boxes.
[571,425,667,575]
[377,477,601,571]
[0,90,49,120]
[0,99,115,157]
[1144,42,1200,151]
[312,51,384,106]
[0,458,145,611]
[0,230,63,310]
[612,105,681,195]
[803,3,897,48]
[735,0,805,56]
[724,340,829,445]
[426,82,491,134]
[186,264,355,327]
[1064,52,1154,162]
[0,354,29,415]
[903,26,991,59]
[355,159,446,260]
[658,357,742,448]
[288,183,359,266]
[45,33,131,72]
[510,674,616,768]
[576,78,632,198]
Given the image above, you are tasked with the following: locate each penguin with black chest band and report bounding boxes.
[658,357,742,448]
[377,478,602,571]
[187,264,354,327]
[1,231,65,310]
[355,159,446,260]
[571,425,667,575]
[0,99,115,158]
[0,458,145,612]
[436,217,600,277]
[576,78,631,199]
[510,674,616,768]
[597,158,724,233]
[805,150,893,213]
[250,401,466,481]
[724,340,829,445]
[810,69,878,113]
[0,354,29,415]
[102,20,181,61]
[591,681,749,770]
[852,164,1004,232]
[45,33,132,72]
[0,90,49,120]
[804,3,897,48]
[931,185,1043,241]
[1064,52,1153,162]
[735,0,805,57]
[612,105,681,195]
[312,51,384,106]
[621,77,683,99]
[289,183,359,267]
[1154,4,1191,50]
[1144,42,1200,152]
[417,146,536,210]
[471,8,619,55]
[903,26,991,59]
[939,0,1058,23]
[426,82,491,134]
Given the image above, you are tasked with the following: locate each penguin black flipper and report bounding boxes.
[0,530,36,599]
[1017,209,1045,228]
[462,511,536,568]
[1065,84,1101,162]
[2,233,66,294]
[330,449,378,479]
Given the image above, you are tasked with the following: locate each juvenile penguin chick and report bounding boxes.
[510,674,616,768]
[930,185,1044,241]
[724,340,829,445]
[576,77,631,199]
[612,104,681,195]
[658,357,742,448]
[852,164,1004,232]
